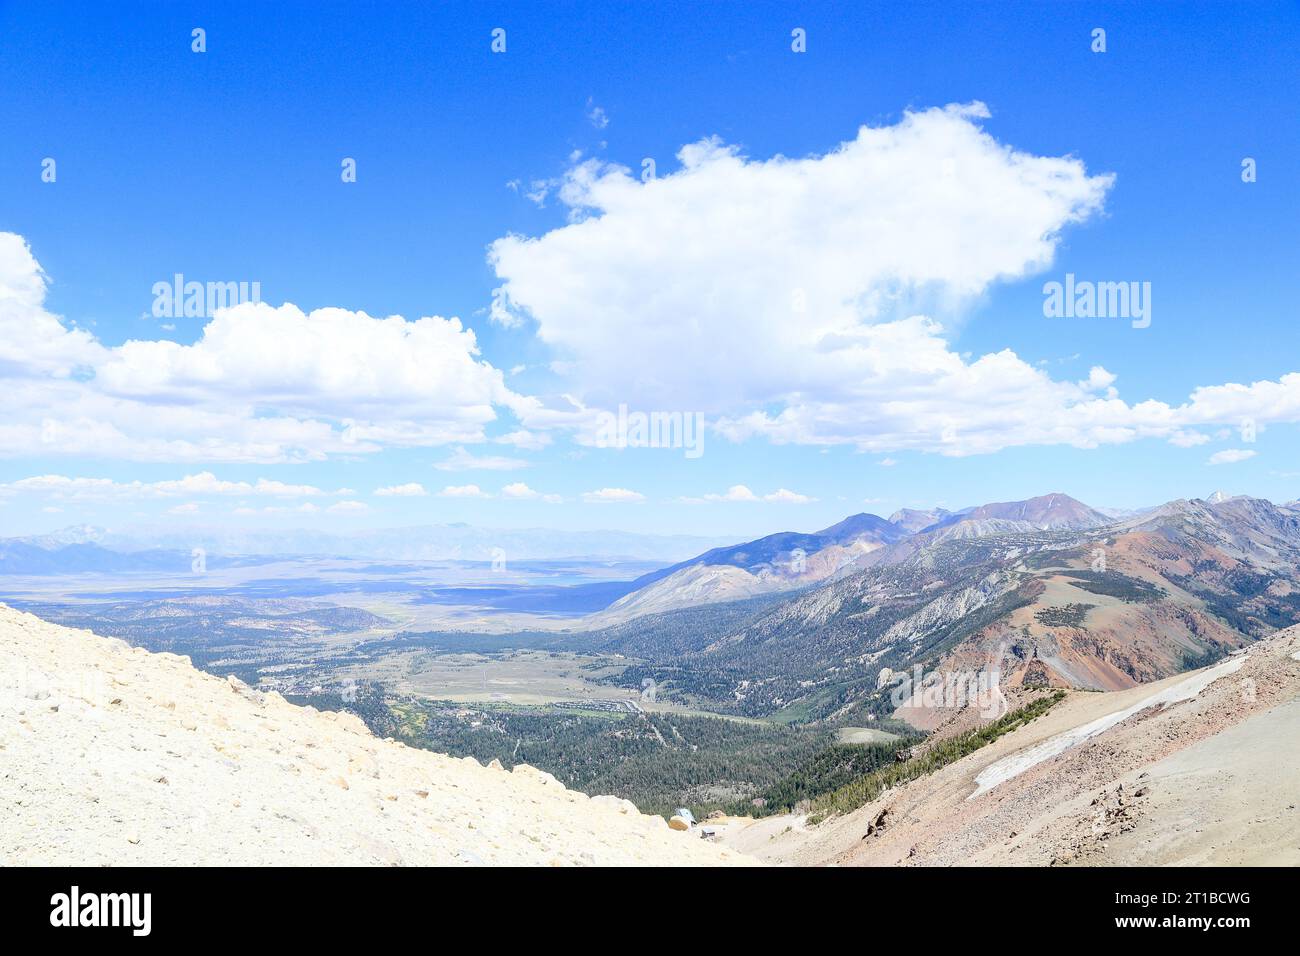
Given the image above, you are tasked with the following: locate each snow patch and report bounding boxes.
[969,655,1247,799]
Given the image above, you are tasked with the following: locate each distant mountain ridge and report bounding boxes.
[598,493,1112,621]
[591,490,1300,723]
[923,493,1111,532]
[1,523,740,565]
[0,541,197,575]
[594,511,908,621]
[632,512,905,587]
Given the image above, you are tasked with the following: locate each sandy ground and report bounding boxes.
[1094,695,1300,866]
[720,627,1300,866]
[0,605,753,867]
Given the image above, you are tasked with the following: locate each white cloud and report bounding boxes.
[489,286,524,329]
[326,500,369,514]
[95,303,512,429]
[433,446,530,471]
[582,487,644,503]
[0,234,527,463]
[495,429,551,451]
[243,478,341,497]
[1208,449,1257,465]
[711,485,760,502]
[1080,366,1118,394]
[0,233,104,377]
[491,104,1113,428]
[1168,430,1211,448]
[483,107,1300,456]
[0,471,343,500]
[9,99,1300,473]
[879,458,898,467]
[681,484,815,504]
[235,502,320,515]
[764,488,815,504]
[437,484,490,498]
[166,502,200,514]
[501,482,563,503]
[374,482,428,497]
[501,481,537,499]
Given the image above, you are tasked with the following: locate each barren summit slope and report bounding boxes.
[0,605,751,867]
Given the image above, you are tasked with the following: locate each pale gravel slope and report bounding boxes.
[0,605,752,867]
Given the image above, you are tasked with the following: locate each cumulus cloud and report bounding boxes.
[433,446,530,471]
[581,487,644,503]
[487,104,1300,456]
[0,233,104,377]
[501,481,535,499]
[495,429,551,451]
[326,500,369,514]
[708,485,762,503]
[764,488,816,504]
[374,483,428,497]
[437,484,490,498]
[10,104,1300,471]
[681,484,815,504]
[491,104,1113,421]
[0,471,345,500]
[500,481,563,503]
[1208,449,1257,465]
[0,234,526,463]
[236,502,320,516]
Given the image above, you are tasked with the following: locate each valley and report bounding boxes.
[6,490,1300,827]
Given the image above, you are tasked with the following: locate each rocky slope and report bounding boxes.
[0,604,751,867]
[719,627,1300,866]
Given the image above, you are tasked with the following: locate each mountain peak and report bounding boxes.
[888,507,955,534]
[928,493,1110,532]
[813,511,901,542]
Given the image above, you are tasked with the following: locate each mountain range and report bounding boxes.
[584,491,1300,724]
[594,493,1125,624]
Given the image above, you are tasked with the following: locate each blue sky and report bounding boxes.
[1,1,1298,540]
